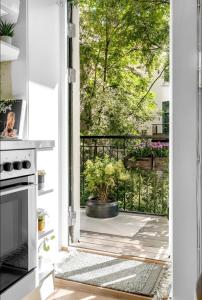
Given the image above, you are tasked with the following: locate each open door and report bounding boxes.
[67,0,80,244]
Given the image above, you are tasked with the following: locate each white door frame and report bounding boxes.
[171,0,198,299]
[70,5,80,243]
[58,1,80,248]
[58,0,200,298]
[58,0,69,249]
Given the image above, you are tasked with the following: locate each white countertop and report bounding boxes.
[0,139,55,150]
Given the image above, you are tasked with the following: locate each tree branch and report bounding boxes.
[135,64,168,109]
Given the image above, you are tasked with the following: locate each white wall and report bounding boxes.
[140,75,171,135]
[172,0,198,299]
[28,0,60,256]
[11,0,29,137]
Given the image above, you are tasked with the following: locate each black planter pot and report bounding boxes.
[86,198,119,218]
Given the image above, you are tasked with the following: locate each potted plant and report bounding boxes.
[38,170,46,190]
[38,235,55,270]
[125,141,169,171]
[37,208,48,232]
[152,142,169,171]
[84,155,129,218]
[0,20,15,44]
[125,142,153,170]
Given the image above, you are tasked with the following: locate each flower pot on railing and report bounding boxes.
[126,157,153,170]
[153,157,168,171]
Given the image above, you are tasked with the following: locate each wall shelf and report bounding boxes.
[38,228,54,240]
[38,188,54,197]
[39,266,54,285]
[0,41,20,62]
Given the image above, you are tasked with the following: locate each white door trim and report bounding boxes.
[171,0,198,299]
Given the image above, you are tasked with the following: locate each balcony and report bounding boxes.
[152,123,169,136]
[77,136,169,261]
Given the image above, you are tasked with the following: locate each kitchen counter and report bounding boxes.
[0,139,55,150]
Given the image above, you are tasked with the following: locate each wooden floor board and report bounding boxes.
[79,236,168,255]
[75,241,169,261]
[80,231,168,248]
[75,212,169,261]
[51,278,156,300]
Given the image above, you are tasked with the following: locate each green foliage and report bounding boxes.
[80,138,169,215]
[81,168,168,215]
[0,20,15,37]
[38,235,55,253]
[84,155,129,203]
[122,169,169,215]
[79,0,169,135]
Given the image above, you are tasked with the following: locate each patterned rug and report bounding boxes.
[55,251,169,298]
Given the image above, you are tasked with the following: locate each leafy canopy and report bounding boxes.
[79,0,169,135]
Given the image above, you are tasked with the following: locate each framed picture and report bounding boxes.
[0,99,26,139]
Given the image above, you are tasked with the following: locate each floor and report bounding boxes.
[46,288,118,300]
[47,211,169,299]
[74,209,169,261]
[47,278,154,300]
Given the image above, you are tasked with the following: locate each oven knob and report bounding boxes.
[13,161,23,170]
[0,164,3,173]
[3,162,13,172]
[22,160,31,169]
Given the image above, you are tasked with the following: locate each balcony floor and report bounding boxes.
[75,209,169,262]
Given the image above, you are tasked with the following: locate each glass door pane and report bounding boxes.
[0,190,28,294]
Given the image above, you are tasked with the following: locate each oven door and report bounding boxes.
[0,176,37,294]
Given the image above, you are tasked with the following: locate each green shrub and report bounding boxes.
[84,155,129,203]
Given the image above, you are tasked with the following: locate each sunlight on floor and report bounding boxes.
[77,210,169,261]
[47,288,115,300]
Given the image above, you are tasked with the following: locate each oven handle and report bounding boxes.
[0,183,37,196]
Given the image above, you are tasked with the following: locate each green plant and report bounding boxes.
[37,208,48,221]
[128,142,169,159]
[79,0,169,135]
[84,155,129,203]
[38,235,55,252]
[0,20,15,37]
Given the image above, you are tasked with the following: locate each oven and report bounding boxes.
[0,149,37,296]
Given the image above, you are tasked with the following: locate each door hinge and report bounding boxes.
[68,23,76,38]
[68,210,76,226]
[198,0,201,11]
[198,50,202,88]
[68,68,76,83]
[198,67,202,89]
[56,1,63,7]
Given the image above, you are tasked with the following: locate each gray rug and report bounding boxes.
[55,251,169,298]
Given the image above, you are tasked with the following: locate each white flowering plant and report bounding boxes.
[37,208,48,221]
[84,155,129,203]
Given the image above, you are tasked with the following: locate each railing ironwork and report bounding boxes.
[152,123,169,135]
[80,135,169,216]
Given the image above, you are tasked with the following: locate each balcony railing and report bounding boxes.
[80,135,169,216]
[152,123,169,135]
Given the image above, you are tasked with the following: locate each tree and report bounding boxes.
[79,0,169,135]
